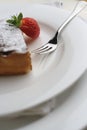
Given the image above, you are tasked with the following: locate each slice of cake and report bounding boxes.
[0,20,32,75]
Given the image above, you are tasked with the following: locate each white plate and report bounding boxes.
[0,3,87,117]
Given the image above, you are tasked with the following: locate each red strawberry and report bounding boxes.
[20,17,40,39]
[6,13,40,39]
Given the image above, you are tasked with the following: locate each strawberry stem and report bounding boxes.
[6,12,23,27]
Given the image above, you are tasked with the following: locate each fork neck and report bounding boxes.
[49,31,58,44]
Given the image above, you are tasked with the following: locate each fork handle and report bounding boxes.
[58,1,87,34]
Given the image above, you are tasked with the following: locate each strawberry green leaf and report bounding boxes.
[6,19,15,25]
[12,15,17,20]
[18,13,23,21]
[6,12,23,28]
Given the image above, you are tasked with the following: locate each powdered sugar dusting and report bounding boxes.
[0,20,27,53]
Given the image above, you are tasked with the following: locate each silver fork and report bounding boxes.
[32,1,87,54]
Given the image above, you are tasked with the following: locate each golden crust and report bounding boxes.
[0,52,32,75]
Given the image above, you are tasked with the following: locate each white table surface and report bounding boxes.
[0,0,87,130]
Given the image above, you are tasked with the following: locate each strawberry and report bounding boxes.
[6,13,40,39]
